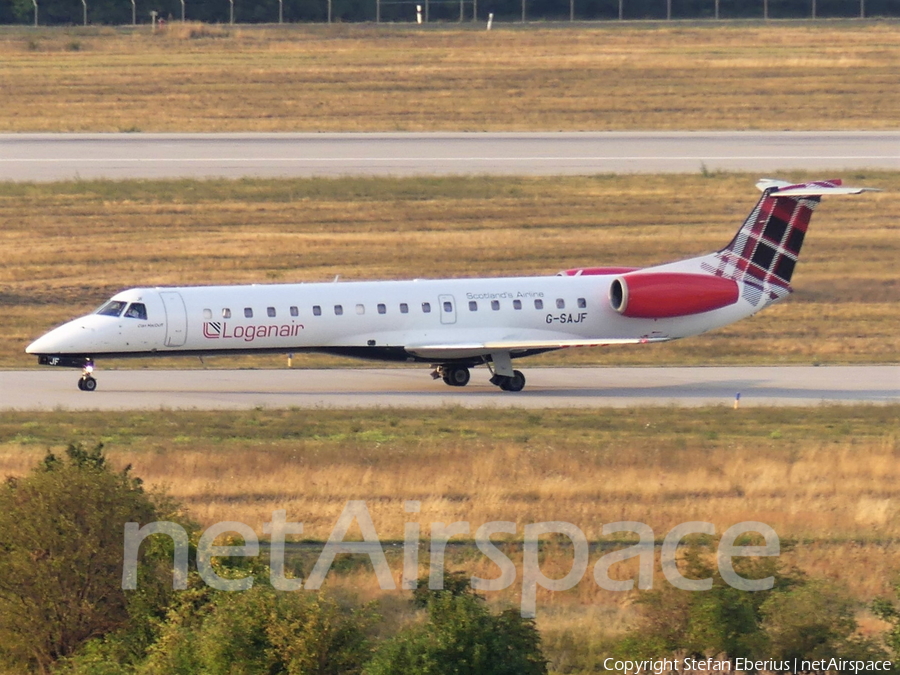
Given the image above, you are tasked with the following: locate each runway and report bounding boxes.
[1,132,898,181]
[2,366,897,410]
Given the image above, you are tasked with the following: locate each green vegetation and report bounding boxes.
[619,543,887,665]
[0,405,899,673]
[2,172,897,369]
[0,23,898,132]
[3,444,899,674]
[0,443,189,673]
[368,575,547,675]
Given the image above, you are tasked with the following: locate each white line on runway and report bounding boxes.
[2,156,896,163]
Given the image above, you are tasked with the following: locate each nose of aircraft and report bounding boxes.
[26,319,94,355]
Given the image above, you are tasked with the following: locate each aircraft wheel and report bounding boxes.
[77,378,85,391]
[442,366,470,387]
[502,370,525,393]
[81,376,97,392]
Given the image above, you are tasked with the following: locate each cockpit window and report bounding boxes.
[124,303,147,320]
[96,300,127,317]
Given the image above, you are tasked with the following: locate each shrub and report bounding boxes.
[367,575,547,675]
[0,443,187,674]
[138,583,373,675]
[761,580,888,664]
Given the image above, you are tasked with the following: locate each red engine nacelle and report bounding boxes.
[609,272,739,319]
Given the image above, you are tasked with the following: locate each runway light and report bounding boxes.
[734,392,741,409]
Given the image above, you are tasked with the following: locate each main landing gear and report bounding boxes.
[77,362,97,392]
[431,357,526,392]
[432,364,471,387]
[490,370,526,392]
[485,351,526,392]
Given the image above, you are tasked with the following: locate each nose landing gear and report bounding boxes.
[77,362,97,392]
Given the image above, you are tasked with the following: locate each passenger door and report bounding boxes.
[159,291,188,347]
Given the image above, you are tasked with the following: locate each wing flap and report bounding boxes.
[406,336,670,357]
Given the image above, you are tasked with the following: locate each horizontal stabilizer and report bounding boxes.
[755,178,880,197]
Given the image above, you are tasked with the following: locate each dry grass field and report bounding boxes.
[2,171,897,369]
[1,404,898,669]
[0,22,898,132]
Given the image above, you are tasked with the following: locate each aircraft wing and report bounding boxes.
[405,336,670,359]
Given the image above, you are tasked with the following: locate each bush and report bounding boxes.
[0,443,187,674]
[138,583,374,675]
[617,541,888,667]
[367,575,547,675]
[761,580,885,663]
[617,542,801,662]
[872,581,900,665]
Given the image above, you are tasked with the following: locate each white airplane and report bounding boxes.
[27,179,874,393]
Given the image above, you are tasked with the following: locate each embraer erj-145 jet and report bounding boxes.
[27,179,874,393]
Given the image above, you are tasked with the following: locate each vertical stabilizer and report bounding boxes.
[700,179,874,307]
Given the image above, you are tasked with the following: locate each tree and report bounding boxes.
[617,540,889,669]
[761,580,888,664]
[136,582,373,675]
[0,443,187,674]
[618,541,802,663]
[366,574,547,675]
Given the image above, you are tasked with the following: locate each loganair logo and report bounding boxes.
[202,322,304,342]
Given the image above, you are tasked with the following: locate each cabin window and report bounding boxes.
[290,306,299,317]
[223,308,232,319]
[443,301,453,313]
[422,302,431,314]
[125,303,147,320]
[534,299,543,310]
[377,303,386,314]
[334,305,343,316]
[491,300,500,311]
[244,307,253,318]
[203,308,213,320]
[513,299,522,310]
[267,307,276,318]
[96,300,126,317]
[556,299,565,309]
[400,303,409,314]
[469,301,478,311]
[313,305,322,316]
[356,304,365,315]
[577,298,587,309]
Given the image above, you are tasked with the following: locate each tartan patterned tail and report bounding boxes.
[701,179,841,306]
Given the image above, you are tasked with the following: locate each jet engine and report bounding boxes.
[609,272,739,319]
